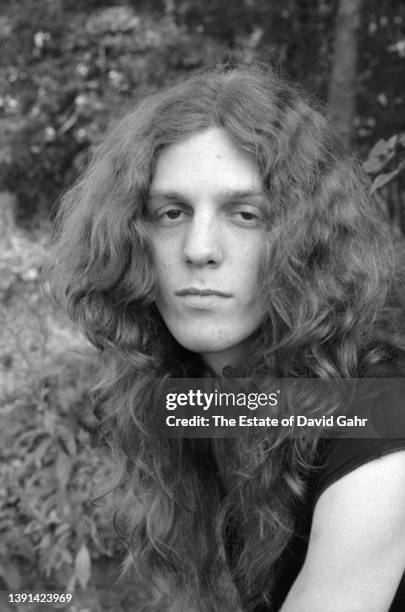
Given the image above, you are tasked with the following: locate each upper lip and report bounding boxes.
[176,288,232,297]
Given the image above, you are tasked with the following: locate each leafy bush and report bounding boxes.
[0,353,120,596]
[0,228,134,610]
[0,3,226,227]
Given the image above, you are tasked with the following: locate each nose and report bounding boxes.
[182,210,223,268]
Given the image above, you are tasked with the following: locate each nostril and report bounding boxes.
[185,256,218,268]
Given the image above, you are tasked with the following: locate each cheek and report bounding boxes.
[152,243,177,291]
[239,247,265,303]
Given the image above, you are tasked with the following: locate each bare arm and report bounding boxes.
[281,450,405,612]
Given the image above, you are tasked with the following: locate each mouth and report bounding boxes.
[176,288,232,297]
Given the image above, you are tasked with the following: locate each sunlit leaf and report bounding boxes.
[386,134,398,150]
[370,169,399,193]
[364,137,397,172]
[367,138,389,158]
[74,543,91,589]
[363,157,385,174]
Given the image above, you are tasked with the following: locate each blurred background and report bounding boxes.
[0,1,404,610]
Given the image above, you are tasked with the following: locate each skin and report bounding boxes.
[147,127,268,374]
[281,451,405,612]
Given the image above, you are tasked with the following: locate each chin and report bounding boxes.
[170,325,248,356]
[177,337,229,354]
[169,328,230,354]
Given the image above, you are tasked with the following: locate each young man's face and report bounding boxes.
[146,128,267,373]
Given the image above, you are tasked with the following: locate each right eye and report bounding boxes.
[153,206,190,225]
[161,209,183,220]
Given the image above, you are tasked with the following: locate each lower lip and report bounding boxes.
[179,294,231,308]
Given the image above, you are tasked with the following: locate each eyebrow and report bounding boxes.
[147,188,266,203]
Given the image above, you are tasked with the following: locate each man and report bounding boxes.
[49,64,405,611]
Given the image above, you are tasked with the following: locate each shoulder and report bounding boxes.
[312,371,405,505]
[282,450,405,611]
[312,451,405,601]
[312,449,405,554]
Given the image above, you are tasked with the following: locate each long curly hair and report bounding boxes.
[48,64,404,611]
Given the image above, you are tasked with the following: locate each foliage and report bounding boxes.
[0,363,109,581]
[363,133,405,191]
[0,1,404,227]
[0,338,120,604]
[0,3,226,226]
[0,227,145,611]
[362,132,405,236]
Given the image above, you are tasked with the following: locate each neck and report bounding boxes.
[201,344,247,377]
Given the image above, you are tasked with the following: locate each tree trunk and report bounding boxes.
[327,0,364,146]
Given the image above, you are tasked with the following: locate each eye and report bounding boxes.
[231,207,264,227]
[238,211,257,221]
[163,209,183,220]
[153,206,190,226]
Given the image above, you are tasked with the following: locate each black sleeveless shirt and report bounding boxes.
[268,436,405,611]
[232,375,405,611]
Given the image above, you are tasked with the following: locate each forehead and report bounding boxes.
[150,127,263,196]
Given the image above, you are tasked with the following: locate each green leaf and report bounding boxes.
[364,135,397,174]
[74,543,91,589]
[369,137,396,159]
[370,170,399,194]
[56,450,72,490]
[386,134,398,150]
[363,157,385,174]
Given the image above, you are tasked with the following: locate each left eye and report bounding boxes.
[232,209,263,226]
[163,209,183,219]
[237,211,256,220]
